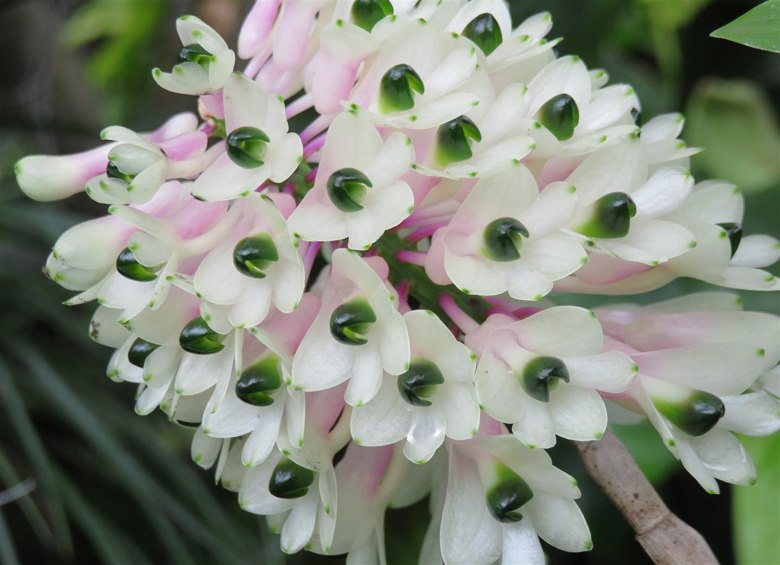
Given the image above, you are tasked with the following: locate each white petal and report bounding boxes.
[513,306,603,356]
[564,351,636,393]
[719,392,780,436]
[440,451,502,565]
[440,383,480,440]
[633,343,765,396]
[527,56,591,118]
[595,219,695,264]
[242,400,285,466]
[512,394,556,449]
[524,493,591,552]
[344,344,384,406]
[268,133,304,183]
[641,113,684,143]
[688,428,755,485]
[175,343,234,396]
[350,377,411,446]
[731,235,780,268]
[281,491,318,553]
[239,456,296,515]
[404,409,446,464]
[292,317,356,391]
[191,426,221,469]
[191,153,269,201]
[549,385,607,442]
[501,520,545,565]
[229,282,273,328]
[631,167,694,219]
[286,190,348,242]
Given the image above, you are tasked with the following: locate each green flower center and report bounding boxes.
[486,463,534,523]
[116,247,162,282]
[351,0,393,32]
[233,234,279,279]
[576,192,637,239]
[128,338,160,368]
[519,356,570,402]
[327,168,372,212]
[227,126,270,169]
[268,458,316,499]
[329,298,377,346]
[483,218,530,262]
[179,317,226,355]
[236,354,283,406]
[398,359,445,407]
[462,13,503,56]
[717,222,742,258]
[538,94,580,141]
[436,115,482,165]
[655,390,725,437]
[379,64,425,113]
[177,43,215,68]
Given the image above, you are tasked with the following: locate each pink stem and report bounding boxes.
[305,167,318,184]
[407,222,447,242]
[395,281,411,313]
[440,294,479,334]
[303,241,322,277]
[282,182,294,196]
[243,47,272,78]
[399,203,456,229]
[303,133,326,157]
[286,93,314,120]
[395,250,427,266]
[301,114,334,144]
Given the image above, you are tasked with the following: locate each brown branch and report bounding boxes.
[576,430,718,565]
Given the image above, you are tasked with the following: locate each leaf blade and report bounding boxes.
[711,0,780,53]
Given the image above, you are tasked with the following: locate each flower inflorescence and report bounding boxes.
[15,1,780,562]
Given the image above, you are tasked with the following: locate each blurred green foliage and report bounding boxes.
[1,0,778,564]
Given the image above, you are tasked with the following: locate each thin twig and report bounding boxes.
[576,430,718,565]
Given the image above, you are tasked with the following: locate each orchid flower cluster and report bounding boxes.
[15,1,780,563]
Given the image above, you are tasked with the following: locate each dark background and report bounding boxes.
[0,0,777,563]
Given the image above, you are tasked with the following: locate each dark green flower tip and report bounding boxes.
[717,222,742,258]
[435,115,482,165]
[379,64,425,113]
[576,192,637,239]
[128,338,160,368]
[106,160,135,184]
[462,13,503,56]
[538,94,580,141]
[177,43,214,67]
[116,247,162,282]
[236,354,283,406]
[269,457,316,499]
[486,463,534,523]
[233,234,279,278]
[483,217,529,262]
[227,126,270,169]
[398,359,445,407]
[351,0,393,32]
[327,167,372,212]
[655,390,725,437]
[520,356,570,402]
[329,298,377,345]
[179,317,226,354]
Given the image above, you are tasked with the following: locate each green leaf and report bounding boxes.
[733,434,780,565]
[711,0,780,53]
[685,78,780,193]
